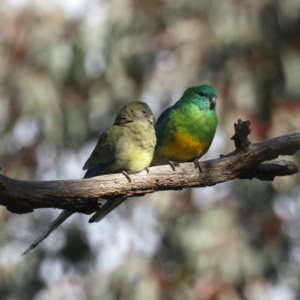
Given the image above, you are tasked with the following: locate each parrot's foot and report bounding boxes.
[168,160,181,171]
[122,170,132,182]
[194,159,202,173]
[146,167,150,173]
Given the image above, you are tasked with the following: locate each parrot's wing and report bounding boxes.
[156,105,174,125]
[82,126,123,171]
[155,105,175,148]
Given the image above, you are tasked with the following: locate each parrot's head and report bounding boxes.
[114,101,155,126]
[183,85,217,111]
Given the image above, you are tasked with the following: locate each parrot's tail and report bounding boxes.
[21,210,73,256]
[88,198,127,223]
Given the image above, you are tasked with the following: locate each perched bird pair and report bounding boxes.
[22,84,218,255]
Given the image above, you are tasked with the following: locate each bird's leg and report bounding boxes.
[122,170,132,182]
[168,160,181,171]
[194,159,202,173]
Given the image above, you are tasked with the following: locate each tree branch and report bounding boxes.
[0,120,299,215]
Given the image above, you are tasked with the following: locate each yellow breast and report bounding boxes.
[158,132,211,163]
[108,122,156,174]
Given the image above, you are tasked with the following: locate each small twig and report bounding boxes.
[231,119,251,150]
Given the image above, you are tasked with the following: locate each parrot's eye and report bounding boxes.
[198,92,206,97]
[210,95,217,103]
[210,95,217,109]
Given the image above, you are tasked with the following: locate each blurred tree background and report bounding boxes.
[0,0,300,299]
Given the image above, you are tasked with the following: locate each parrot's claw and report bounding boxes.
[168,160,181,171]
[122,170,132,182]
[194,159,202,173]
[146,167,150,174]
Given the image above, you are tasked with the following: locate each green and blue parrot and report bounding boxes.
[151,85,218,169]
[22,101,156,255]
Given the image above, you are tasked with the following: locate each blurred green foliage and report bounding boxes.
[0,0,300,299]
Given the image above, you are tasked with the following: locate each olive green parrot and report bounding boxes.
[22,101,156,255]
